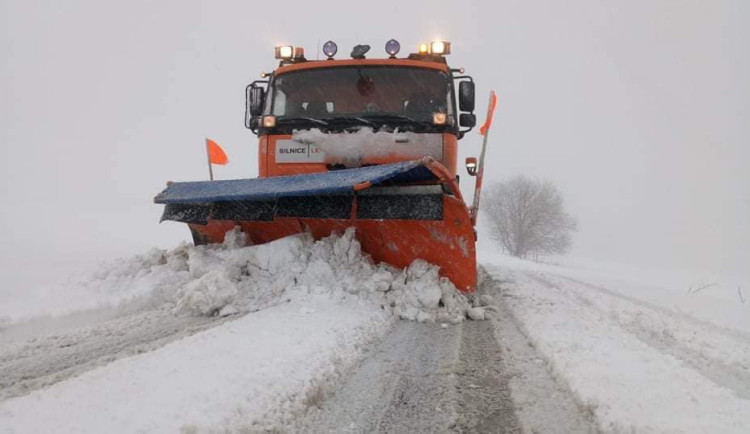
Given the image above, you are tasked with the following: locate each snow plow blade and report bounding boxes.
[154,158,476,292]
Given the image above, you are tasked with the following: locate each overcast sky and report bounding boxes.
[1,0,748,290]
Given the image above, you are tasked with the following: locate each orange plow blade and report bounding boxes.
[155,158,477,292]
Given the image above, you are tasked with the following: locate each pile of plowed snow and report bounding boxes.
[4,228,486,324]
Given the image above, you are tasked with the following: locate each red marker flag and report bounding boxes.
[206,139,228,165]
[479,91,497,136]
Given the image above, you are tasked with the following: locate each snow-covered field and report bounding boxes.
[480,248,750,432]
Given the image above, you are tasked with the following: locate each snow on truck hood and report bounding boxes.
[290,127,443,165]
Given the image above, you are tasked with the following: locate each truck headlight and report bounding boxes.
[432,112,447,125]
[262,115,276,128]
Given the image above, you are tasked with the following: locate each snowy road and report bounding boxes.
[1,234,749,432]
[295,315,529,432]
[295,270,595,433]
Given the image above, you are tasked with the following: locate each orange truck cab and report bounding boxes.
[246,41,477,178]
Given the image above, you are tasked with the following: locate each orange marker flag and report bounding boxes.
[479,91,497,136]
[206,138,228,181]
[206,139,228,165]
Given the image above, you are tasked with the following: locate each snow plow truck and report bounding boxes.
[154,39,491,292]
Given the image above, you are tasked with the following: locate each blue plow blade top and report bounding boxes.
[154,160,437,205]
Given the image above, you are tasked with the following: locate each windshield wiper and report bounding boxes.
[359,114,430,124]
[278,115,432,129]
[278,116,329,126]
[312,116,375,127]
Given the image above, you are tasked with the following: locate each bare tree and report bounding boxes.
[482,176,578,259]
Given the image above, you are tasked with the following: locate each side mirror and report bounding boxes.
[465,157,478,176]
[459,113,476,128]
[459,81,475,112]
[248,86,265,117]
[245,83,267,130]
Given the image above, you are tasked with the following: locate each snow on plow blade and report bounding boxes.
[154,158,476,292]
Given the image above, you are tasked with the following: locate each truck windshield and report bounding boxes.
[267,67,451,125]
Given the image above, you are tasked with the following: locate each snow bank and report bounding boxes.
[482,253,750,432]
[171,227,480,323]
[476,245,750,335]
[1,227,483,325]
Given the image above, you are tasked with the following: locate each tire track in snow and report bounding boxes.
[0,309,233,401]
[478,269,599,433]
[526,272,750,401]
[454,318,522,433]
